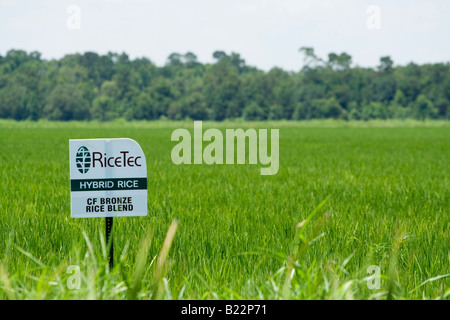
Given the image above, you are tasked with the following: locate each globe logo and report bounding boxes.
[76,146,91,174]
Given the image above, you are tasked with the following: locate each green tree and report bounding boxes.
[371,75,396,102]
[44,84,90,120]
[292,103,306,120]
[268,104,284,120]
[0,82,27,119]
[378,56,394,73]
[414,95,438,120]
[204,56,242,120]
[0,48,449,122]
[243,102,265,120]
[91,96,117,121]
[361,102,389,120]
[435,98,449,118]
[328,52,352,71]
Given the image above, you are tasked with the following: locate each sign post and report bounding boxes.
[69,138,147,269]
[106,216,113,268]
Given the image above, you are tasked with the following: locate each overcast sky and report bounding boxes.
[1,0,449,71]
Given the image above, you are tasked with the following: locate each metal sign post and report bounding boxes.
[106,217,114,269]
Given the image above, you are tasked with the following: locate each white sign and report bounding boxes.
[69,138,147,218]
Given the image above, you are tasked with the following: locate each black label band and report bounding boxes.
[71,178,147,192]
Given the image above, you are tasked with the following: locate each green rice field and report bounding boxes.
[0,120,449,299]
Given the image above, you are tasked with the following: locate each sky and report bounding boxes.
[0,0,449,71]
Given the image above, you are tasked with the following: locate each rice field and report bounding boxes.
[0,119,449,300]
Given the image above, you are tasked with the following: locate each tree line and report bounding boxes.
[0,48,449,121]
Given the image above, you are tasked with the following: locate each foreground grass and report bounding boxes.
[0,120,449,299]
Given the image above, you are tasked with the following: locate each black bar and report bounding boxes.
[71,178,147,192]
[0,300,442,316]
[106,217,113,269]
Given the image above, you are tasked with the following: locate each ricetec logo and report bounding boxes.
[76,146,91,174]
[75,146,143,174]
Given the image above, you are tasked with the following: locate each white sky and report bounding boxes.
[0,0,449,71]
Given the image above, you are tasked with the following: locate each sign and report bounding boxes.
[69,138,147,218]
